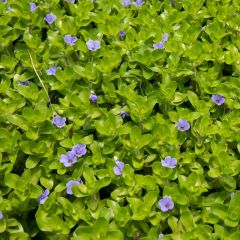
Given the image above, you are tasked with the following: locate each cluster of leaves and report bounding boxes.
[1,0,240,239]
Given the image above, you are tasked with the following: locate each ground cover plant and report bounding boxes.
[1,0,240,239]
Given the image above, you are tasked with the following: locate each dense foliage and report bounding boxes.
[1,0,240,239]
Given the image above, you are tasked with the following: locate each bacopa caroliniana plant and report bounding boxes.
[0,0,240,239]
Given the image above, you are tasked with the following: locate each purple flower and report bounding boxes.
[119,30,126,37]
[86,39,101,51]
[30,2,37,12]
[64,0,75,3]
[46,66,62,76]
[211,94,225,106]
[158,196,174,212]
[2,0,7,4]
[0,212,3,220]
[161,156,177,169]
[162,33,169,43]
[89,91,98,103]
[60,151,77,167]
[120,110,129,118]
[153,42,164,49]
[6,7,11,12]
[72,144,87,157]
[230,192,235,198]
[38,189,50,204]
[64,34,78,46]
[158,234,164,240]
[132,0,143,7]
[18,80,29,86]
[52,116,66,128]
[113,162,124,175]
[121,0,131,6]
[113,157,125,176]
[44,13,57,25]
[176,119,190,132]
[66,180,82,195]
[153,33,169,50]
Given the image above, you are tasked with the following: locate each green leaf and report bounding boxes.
[4,173,20,189]
[0,128,12,152]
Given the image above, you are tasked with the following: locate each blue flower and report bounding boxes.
[66,180,83,195]
[86,39,101,51]
[119,30,126,37]
[121,0,131,6]
[161,156,177,169]
[64,0,75,3]
[46,66,62,76]
[132,0,143,7]
[120,110,129,118]
[30,2,37,12]
[18,81,30,86]
[113,156,125,176]
[211,94,225,106]
[153,42,164,49]
[89,91,98,103]
[60,151,77,167]
[64,34,78,46]
[162,33,169,43]
[38,189,50,204]
[0,212,3,220]
[52,116,66,128]
[44,13,57,25]
[72,144,87,157]
[2,0,7,4]
[176,119,190,131]
[158,234,164,240]
[153,33,169,49]
[158,196,174,212]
